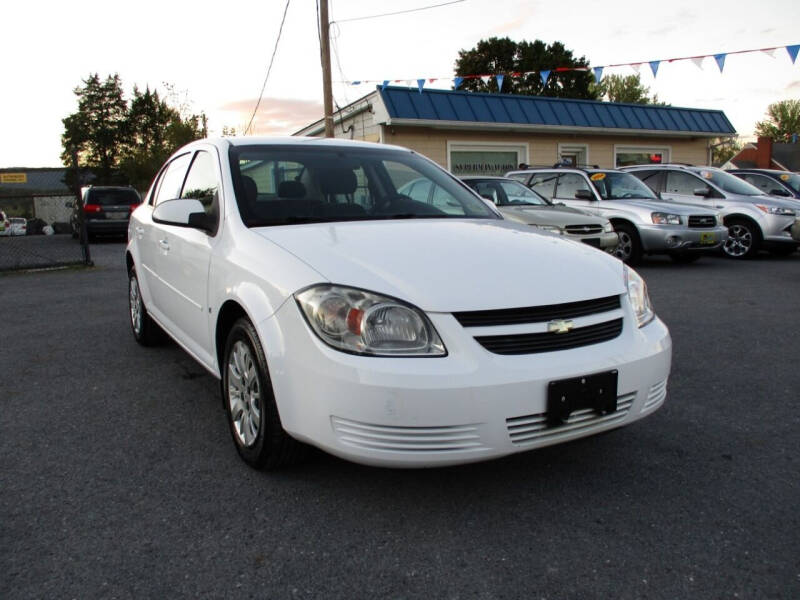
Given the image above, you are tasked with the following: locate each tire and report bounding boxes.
[669,253,701,264]
[611,223,643,265]
[222,318,308,470]
[723,219,761,259]
[129,267,164,346]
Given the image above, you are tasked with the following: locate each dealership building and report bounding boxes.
[295,86,736,174]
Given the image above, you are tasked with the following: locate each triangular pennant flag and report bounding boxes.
[690,57,705,70]
[714,53,726,72]
[404,79,413,88]
[631,63,642,74]
[540,70,551,86]
[787,45,800,64]
[496,74,504,92]
[453,77,464,89]
[763,49,778,59]
[593,67,603,82]
[351,81,361,85]
[649,61,660,77]
[381,80,389,90]
[417,79,425,93]
[480,76,491,86]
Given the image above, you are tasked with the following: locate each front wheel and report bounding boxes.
[611,223,642,265]
[723,219,761,259]
[222,318,308,469]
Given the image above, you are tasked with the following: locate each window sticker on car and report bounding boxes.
[590,173,606,181]
[701,171,713,179]
[780,174,790,181]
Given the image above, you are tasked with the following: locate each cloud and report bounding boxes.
[785,80,800,93]
[494,16,528,35]
[216,97,323,135]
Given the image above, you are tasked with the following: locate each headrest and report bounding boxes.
[318,168,357,195]
[240,175,258,203]
[278,180,306,198]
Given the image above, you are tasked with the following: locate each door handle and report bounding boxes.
[134,226,144,240]
[158,239,170,252]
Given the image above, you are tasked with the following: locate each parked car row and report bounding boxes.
[0,211,29,236]
[502,164,800,262]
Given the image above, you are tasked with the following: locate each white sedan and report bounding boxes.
[126,137,671,469]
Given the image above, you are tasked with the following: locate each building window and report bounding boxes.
[447,143,528,177]
[614,146,670,168]
[558,144,589,167]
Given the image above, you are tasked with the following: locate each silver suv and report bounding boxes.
[622,165,798,258]
[505,167,727,264]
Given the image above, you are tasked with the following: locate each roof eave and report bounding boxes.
[383,118,734,139]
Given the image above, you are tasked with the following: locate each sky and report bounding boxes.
[1,0,799,168]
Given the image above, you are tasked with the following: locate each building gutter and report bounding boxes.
[295,103,374,137]
[383,118,734,139]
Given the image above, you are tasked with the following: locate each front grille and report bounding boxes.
[506,393,635,445]
[688,215,717,228]
[643,379,668,411]
[565,224,603,235]
[474,318,623,355]
[331,417,485,453]
[453,295,621,327]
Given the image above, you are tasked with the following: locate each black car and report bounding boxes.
[71,186,141,239]
[728,169,800,199]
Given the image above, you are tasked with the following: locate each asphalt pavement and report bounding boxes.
[1,240,798,599]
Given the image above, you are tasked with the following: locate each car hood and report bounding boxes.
[609,198,715,214]
[256,219,625,313]
[499,205,605,226]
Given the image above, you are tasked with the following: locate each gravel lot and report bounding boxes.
[1,241,798,600]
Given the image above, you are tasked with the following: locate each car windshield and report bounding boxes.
[230,145,499,227]
[771,172,800,194]
[693,168,763,196]
[88,189,140,206]
[589,172,659,200]
[465,179,550,206]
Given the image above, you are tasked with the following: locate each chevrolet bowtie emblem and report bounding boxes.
[548,319,575,334]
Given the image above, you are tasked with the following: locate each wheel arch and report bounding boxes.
[723,213,763,238]
[215,300,251,374]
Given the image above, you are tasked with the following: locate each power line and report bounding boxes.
[331,0,465,24]
[245,0,292,136]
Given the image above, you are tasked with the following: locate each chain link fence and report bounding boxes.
[0,194,92,272]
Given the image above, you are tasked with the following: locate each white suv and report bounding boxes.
[127,137,671,469]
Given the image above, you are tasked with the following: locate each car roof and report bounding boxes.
[459,176,521,181]
[728,168,793,175]
[212,136,413,154]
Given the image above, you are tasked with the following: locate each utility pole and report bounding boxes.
[319,0,335,138]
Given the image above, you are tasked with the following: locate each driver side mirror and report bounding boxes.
[693,188,712,197]
[574,189,595,201]
[152,198,213,232]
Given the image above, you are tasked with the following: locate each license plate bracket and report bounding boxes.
[700,232,716,245]
[547,370,618,426]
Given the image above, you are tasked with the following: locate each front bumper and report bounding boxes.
[259,298,672,468]
[638,224,728,253]
[570,231,619,250]
[791,219,800,242]
[761,213,800,244]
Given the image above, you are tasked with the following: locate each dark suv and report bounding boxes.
[728,169,800,200]
[71,186,141,239]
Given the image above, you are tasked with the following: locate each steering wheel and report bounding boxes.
[376,193,413,213]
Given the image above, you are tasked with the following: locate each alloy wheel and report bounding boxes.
[129,276,143,336]
[613,231,633,261]
[724,224,752,257]
[227,341,262,447]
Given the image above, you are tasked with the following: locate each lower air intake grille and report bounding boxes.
[474,318,623,355]
[331,417,485,453]
[507,393,635,445]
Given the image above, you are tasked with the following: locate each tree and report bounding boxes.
[61,74,129,184]
[592,74,662,105]
[61,74,208,191]
[454,37,598,99]
[755,99,800,142]
[709,137,742,167]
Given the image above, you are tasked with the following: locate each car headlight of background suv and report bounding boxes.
[755,204,795,216]
[651,212,682,225]
[603,222,614,233]
[532,224,563,234]
[624,266,655,328]
[295,285,446,356]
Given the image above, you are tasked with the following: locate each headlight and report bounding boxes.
[532,224,563,234]
[755,204,795,216]
[295,285,446,356]
[651,212,682,225]
[603,221,614,233]
[624,265,655,328]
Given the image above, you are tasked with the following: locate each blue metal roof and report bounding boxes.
[378,86,736,135]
